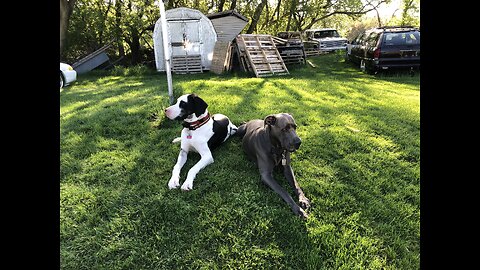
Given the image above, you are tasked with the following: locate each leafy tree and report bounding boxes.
[257,0,391,33]
[60,0,77,58]
[64,0,112,62]
[64,0,158,64]
[61,0,419,65]
[400,0,420,26]
[114,0,158,64]
[246,0,268,33]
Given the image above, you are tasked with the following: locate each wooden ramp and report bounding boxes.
[171,55,203,74]
[236,34,289,77]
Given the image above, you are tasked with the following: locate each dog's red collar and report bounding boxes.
[182,113,211,130]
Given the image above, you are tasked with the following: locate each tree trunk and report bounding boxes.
[246,0,267,34]
[285,0,297,32]
[115,0,125,57]
[374,7,382,27]
[218,0,226,12]
[60,0,77,58]
[229,0,237,10]
[273,0,282,21]
[129,29,141,64]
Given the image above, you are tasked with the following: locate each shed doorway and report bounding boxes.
[169,19,201,57]
[169,19,203,73]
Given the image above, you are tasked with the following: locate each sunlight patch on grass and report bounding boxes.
[60,53,420,269]
[97,76,124,86]
[60,101,90,117]
[60,182,97,237]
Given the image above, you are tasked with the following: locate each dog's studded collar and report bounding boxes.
[182,113,211,130]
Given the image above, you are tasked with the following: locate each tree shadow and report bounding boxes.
[61,64,419,268]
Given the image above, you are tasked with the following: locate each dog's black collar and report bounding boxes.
[271,147,287,166]
[266,125,286,165]
[182,113,211,130]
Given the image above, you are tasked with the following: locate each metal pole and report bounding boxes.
[158,0,174,105]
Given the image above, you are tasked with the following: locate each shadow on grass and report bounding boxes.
[61,58,419,269]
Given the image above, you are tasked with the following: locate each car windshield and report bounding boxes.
[383,31,420,46]
[313,30,340,38]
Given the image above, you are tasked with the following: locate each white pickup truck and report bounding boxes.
[304,28,348,52]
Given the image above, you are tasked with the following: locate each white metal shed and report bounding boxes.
[153,7,217,73]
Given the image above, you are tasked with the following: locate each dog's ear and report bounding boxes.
[264,115,277,126]
[189,94,208,117]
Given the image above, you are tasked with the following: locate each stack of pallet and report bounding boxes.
[272,36,306,66]
[210,41,234,74]
[234,34,289,77]
[171,55,203,74]
[303,40,324,57]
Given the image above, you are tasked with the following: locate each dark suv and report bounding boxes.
[346,26,420,74]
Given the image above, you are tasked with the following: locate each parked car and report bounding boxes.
[304,28,348,53]
[60,62,77,88]
[346,26,420,74]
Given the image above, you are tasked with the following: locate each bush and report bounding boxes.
[110,64,155,76]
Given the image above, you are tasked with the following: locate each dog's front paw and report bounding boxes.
[168,176,180,189]
[294,206,308,219]
[298,196,311,210]
[180,180,193,191]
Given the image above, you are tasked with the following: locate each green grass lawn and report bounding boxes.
[60,53,420,269]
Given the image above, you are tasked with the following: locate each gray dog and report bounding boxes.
[236,113,310,218]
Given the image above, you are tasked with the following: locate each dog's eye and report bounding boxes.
[179,101,187,108]
[283,124,296,132]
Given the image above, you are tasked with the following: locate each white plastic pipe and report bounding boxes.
[158,0,174,104]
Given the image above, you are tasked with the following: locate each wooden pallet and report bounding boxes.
[234,37,250,73]
[210,41,233,74]
[303,41,327,57]
[171,55,203,74]
[237,34,289,77]
[272,36,306,65]
[279,49,306,65]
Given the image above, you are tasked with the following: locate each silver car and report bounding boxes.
[60,63,77,88]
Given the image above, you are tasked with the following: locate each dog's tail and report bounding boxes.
[234,122,247,138]
[172,137,182,144]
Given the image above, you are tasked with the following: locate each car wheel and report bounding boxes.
[60,73,64,88]
[365,67,377,75]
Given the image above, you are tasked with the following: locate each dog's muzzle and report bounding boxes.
[288,137,301,152]
[294,138,302,149]
[164,108,174,120]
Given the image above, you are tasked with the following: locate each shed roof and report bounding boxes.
[206,10,248,22]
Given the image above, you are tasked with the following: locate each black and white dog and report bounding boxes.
[164,93,237,191]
